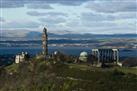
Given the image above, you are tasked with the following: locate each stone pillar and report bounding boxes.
[112,49,119,63]
[42,27,48,56]
[105,50,107,62]
[106,50,108,62]
[108,49,112,62]
[108,50,110,62]
[92,49,100,64]
[103,50,106,62]
[116,50,119,63]
[110,50,113,62]
[97,50,100,63]
[100,50,103,62]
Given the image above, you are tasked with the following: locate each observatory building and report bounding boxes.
[79,51,88,62]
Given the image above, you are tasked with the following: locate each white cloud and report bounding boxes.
[0,0,89,8]
[0,17,5,22]
[26,3,53,9]
[27,11,68,17]
[39,17,66,25]
[86,0,137,13]
[1,20,40,29]
[1,0,136,35]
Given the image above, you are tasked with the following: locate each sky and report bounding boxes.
[0,0,137,36]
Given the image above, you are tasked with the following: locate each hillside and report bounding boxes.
[2,31,137,40]
[0,59,137,91]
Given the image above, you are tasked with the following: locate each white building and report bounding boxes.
[15,52,28,63]
[79,51,88,62]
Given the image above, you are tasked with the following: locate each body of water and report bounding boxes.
[0,47,137,58]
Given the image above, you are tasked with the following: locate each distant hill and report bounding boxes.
[25,31,137,39]
[1,31,137,40]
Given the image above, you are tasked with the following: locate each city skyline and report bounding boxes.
[0,0,136,37]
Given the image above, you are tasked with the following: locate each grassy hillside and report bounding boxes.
[0,59,137,91]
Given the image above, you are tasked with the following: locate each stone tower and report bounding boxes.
[42,27,48,56]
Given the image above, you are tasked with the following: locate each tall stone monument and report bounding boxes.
[42,27,48,56]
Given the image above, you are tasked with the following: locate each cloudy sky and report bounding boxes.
[0,0,137,36]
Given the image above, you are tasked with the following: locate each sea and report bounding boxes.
[0,47,137,66]
[0,47,137,58]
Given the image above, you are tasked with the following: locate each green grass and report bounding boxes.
[5,63,19,73]
[68,63,137,75]
[0,60,137,91]
[116,67,137,75]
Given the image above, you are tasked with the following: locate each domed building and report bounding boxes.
[79,51,88,62]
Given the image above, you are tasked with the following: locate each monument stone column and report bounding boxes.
[42,27,48,56]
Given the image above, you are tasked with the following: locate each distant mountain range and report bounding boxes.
[1,31,137,40]
[25,31,137,39]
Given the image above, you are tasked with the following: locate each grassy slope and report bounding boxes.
[0,60,137,91]
[68,64,137,75]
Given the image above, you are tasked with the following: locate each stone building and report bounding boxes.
[42,27,48,56]
[15,52,29,63]
[78,49,120,67]
[92,49,119,65]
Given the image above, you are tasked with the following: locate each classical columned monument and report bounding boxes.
[42,27,48,56]
[92,49,119,64]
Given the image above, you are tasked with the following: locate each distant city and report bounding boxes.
[0,33,137,48]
